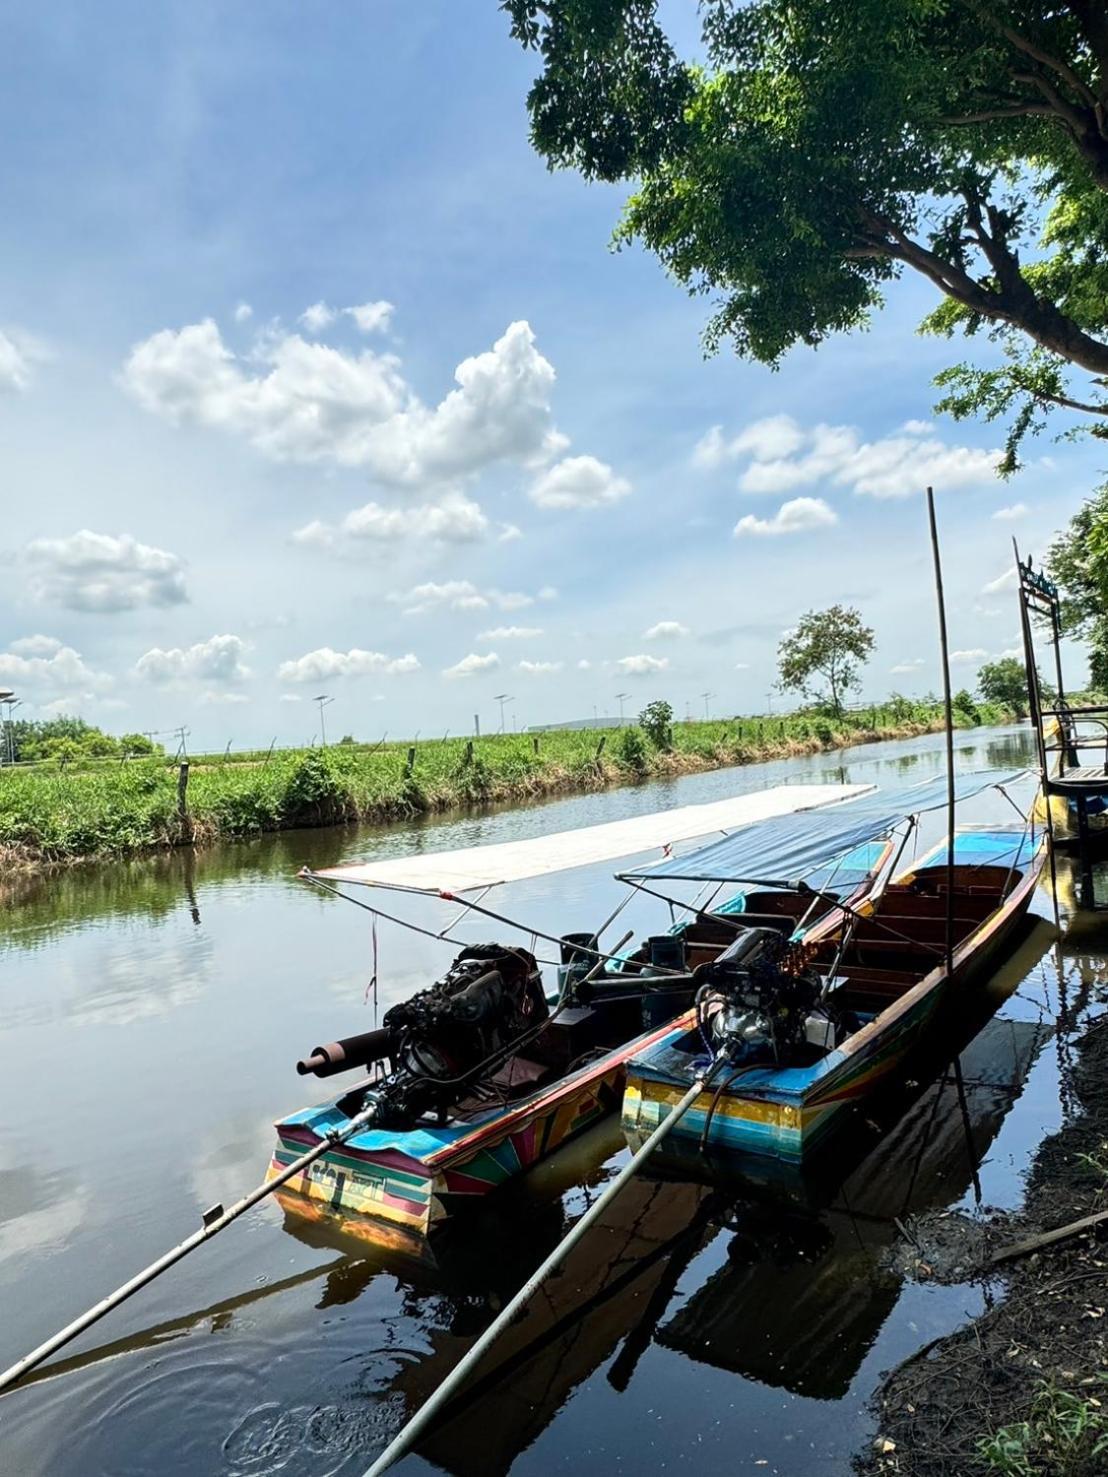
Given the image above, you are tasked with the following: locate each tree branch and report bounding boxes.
[941,104,1056,124]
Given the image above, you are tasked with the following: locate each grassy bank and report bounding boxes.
[0,699,1011,867]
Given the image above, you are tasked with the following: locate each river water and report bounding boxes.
[2,724,1103,1476]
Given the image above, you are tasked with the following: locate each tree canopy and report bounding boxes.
[503,0,1108,470]
[1046,482,1108,687]
[777,605,875,713]
[2,716,162,765]
[977,655,1030,715]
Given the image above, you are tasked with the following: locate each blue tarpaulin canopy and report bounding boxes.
[617,770,1026,888]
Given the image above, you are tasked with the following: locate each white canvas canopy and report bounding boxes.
[308,782,874,894]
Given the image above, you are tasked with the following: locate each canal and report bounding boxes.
[2,723,1099,1475]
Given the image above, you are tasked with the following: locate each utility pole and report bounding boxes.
[312,694,334,747]
[0,693,16,765]
[615,691,631,727]
[701,690,715,720]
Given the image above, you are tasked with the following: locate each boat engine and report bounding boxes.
[696,927,839,1066]
[297,943,547,1127]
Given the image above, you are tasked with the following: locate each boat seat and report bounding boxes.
[851,914,980,947]
[876,889,999,921]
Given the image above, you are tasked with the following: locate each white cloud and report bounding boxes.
[950,648,988,664]
[122,317,568,490]
[293,492,489,549]
[344,301,394,334]
[694,415,804,469]
[279,693,303,703]
[644,621,690,640]
[518,659,563,674]
[734,662,751,670]
[577,659,592,670]
[498,523,523,543]
[982,567,1018,594]
[478,626,543,641]
[233,303,253,323]
[891,658,925,674]
[9,634,64,657]
[277,648,420,683]
[712,413,1002,499]
[528,455,631,510]
[135,634,251,685]
[26,530,188,612]
[443,651,500,679]
[299,301,337,333]
[0,642,111,698]
[734,497,838,538]
[201,690,250,706]
[616,654,669,675]
[0,329,34,392]
[993,503,1029,521]
[391,580,539,616]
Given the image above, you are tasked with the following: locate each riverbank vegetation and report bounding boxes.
[0,697,1011,867]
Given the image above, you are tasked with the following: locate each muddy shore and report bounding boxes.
[857,1011,1108,1477]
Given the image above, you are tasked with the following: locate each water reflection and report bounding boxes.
[3,724,1069,1477]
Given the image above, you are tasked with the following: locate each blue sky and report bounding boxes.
[0,1,1099,747]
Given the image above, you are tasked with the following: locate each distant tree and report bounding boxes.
[503,1,1108,470]
[118,732,160,757]
[952,687,980,724]
[777,606,875,715]
[978,656,1029,717]
[1046,484,1108,689]
[638,699,674,748]
[338,734,357,746]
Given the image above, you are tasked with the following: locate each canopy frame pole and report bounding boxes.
[360,1056,726,1477]
[927,485,957,978]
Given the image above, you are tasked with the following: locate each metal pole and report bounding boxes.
[926,487,956,974]
[0,1099,382,1395]
[360,1061,722,1477]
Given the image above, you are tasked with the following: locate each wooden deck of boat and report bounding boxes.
[1047,765,1108,791]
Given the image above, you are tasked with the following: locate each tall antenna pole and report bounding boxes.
[926,487,956,974]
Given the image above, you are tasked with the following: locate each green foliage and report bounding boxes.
[978,1377,1108,1476]
[978,656,1029,718]
[1046,483,1108,687]
[953,687,980,724]
[0,699,981,864]
[615,724,649,773]
[638,699,674,749]
[504,1,1108,466]
[4,717,165,764]
[777,605,875,715]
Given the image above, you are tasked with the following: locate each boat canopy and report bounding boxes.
[618,769,1026,888]
[307,782,874,894]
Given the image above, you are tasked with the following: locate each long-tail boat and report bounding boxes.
[621,778,1044,1161]
[266,782,886,1238]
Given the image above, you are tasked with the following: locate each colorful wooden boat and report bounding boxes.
[623,824,1046,1161]
[269,831,892,1238]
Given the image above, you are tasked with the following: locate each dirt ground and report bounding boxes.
[856,1016,1108,1477]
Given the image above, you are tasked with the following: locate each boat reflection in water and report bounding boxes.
[265,919,1055,1475]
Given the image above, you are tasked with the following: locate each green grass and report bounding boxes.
[0,699,1010,866]
[978,1378,1108,1475]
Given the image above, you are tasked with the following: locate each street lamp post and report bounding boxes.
[492,693,513,733]
[615,692,631,727]
[0,692,15,766]
[701,690,715,721]
[313,694,335,747]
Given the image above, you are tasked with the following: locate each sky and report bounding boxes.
[0,1,1100,749]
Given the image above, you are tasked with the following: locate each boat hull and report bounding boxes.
[268,1015,674,1238]
[623,831,1046,1161]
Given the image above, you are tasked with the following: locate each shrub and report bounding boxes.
[616,725,649,773]
[638,700,674,749]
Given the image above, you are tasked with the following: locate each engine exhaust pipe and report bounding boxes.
[296,1027,393,1078]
